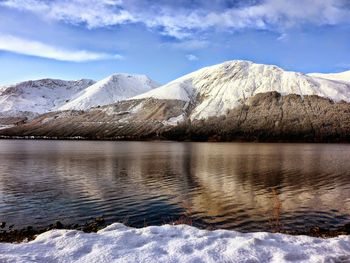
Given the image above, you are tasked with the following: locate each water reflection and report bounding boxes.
[0,140,349,232]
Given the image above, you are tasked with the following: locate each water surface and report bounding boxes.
[0,140,349,232]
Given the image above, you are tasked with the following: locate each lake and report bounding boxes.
[0,140,349,232]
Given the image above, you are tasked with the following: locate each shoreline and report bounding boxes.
[1,135,350,144]
[1,218,350,243]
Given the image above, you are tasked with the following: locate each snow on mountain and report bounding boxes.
[58,74,159,111]
[0,74,159,119]
[133,60,350,119]
[0,78,95,117]
[2,62,349,122]
[308,70,350,83]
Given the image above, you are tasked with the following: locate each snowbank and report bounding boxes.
[1,223,350,262]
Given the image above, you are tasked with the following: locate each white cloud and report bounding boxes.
[163,40,209,51]
[277,33,288,41]
[1,0,134,28]
[1,0,350,39]
[186,54,199,61]
[0,34,122,62]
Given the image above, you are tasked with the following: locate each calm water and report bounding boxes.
[0,140,349,232]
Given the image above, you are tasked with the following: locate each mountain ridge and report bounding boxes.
[2,91,350,142]
[308,70,350,83]
[1,60,350,142]
[0,74,159,122]
[0,78,95,116]
[133,60,350,120]
[58,73,159,111]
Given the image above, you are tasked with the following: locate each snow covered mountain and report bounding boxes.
[133,60,350,119]
[0,78,95,117]
[2,60,350,142]
[0,74,159,122]
[58,74,159,111]
[308,70,350,83]
[2,62,349,122]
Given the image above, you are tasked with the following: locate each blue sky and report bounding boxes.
[0,0,349,85]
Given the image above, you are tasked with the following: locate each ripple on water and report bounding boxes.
[0,140,349,231]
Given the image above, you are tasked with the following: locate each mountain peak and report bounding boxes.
[58,73,159,111]
[133,60,350,119]
[0,78,95,116]
[200,60,284,72]
[105,73,157,85]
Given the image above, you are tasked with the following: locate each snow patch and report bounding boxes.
[164,114,185,125]
[0,223,349,263]
[130,102,144,113]
[0,124,14,130]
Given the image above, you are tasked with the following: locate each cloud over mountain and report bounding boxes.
[0,34,122,62]
[1,0,350,39]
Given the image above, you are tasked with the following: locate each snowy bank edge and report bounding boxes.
[0,223,350,262]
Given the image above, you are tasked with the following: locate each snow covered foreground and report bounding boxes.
[1,223,349,263]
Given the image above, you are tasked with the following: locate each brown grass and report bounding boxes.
[269,188,283,232]
[171,200,193,226]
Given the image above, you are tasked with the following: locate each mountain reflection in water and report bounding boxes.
[0,140,349,232]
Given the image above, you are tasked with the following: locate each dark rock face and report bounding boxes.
[164,92,350,142]
[1,92,350,142]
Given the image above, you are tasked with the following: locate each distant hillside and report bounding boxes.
[1,60,350,142]
[0,74,159,124]
[58,74,159,111]
[133,60,350,120]
[2,92,350,142]
[0,78,95,117]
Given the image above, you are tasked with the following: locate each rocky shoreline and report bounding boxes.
[0,217,108,243]
[1,218,350,243]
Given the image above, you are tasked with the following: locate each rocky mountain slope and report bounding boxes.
[133,60,350,120]
[0,98,186,139]
[2,92,350,142]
